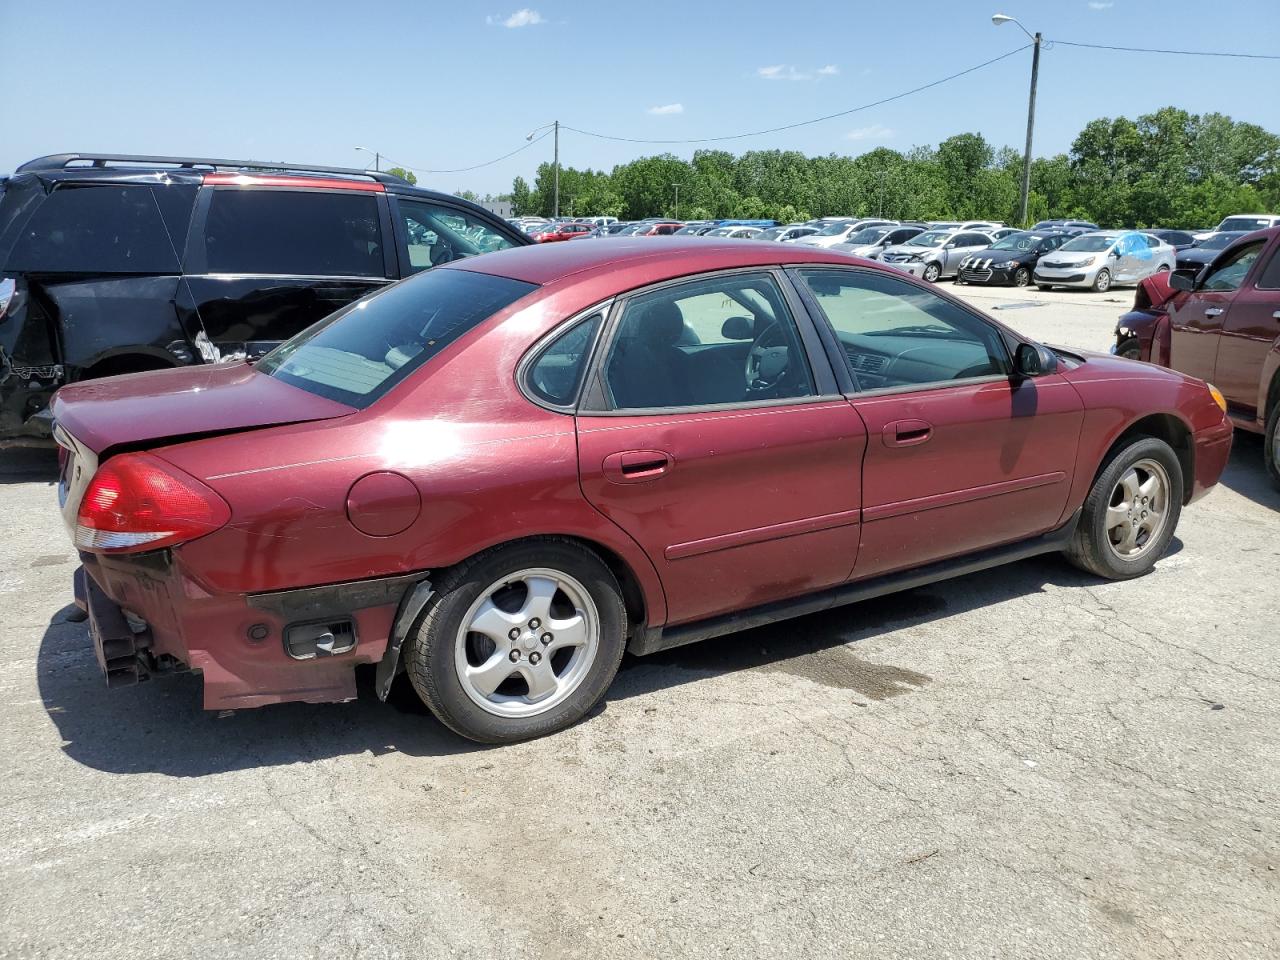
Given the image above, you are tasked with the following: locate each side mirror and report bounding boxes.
[1169,269,1197,292]
[1111,248,1123,259]
[1014,342,1057,378]
[721,315,755,340]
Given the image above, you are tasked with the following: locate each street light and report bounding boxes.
[354,145,381,172]
[671,183,683,220]
[527,121,560,218]
[993,13,1041,226]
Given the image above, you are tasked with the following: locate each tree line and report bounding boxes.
[504,107,1279,229]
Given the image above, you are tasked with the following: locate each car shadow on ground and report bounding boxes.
[39,548,1139,777]
[1220,432,1280,510]
[0,447,58,485]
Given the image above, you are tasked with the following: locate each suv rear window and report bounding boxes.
[204,189,384,277]
[257,267,535,407]
[5,184,184,273]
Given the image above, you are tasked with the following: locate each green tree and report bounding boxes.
[385,166,417,186]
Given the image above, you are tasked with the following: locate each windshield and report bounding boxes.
[848,227,889,244]
[616,223,645,235]
[1199,232,1246,251]
[1218,217,1271,232]
[817,222,852,237]
[258,269,536,408]
[705,227,735,236]
[990,232,1041,252]
[1060,234,1116,253]
[906,231,949,248]
[758,227,785,241]
[675,224,704,235]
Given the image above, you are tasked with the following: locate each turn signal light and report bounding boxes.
[75,452,230,554]
[1206,383,1228,414]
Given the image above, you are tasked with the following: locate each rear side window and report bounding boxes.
[204,189,384,277]
[5,184,185,273]
[525,314,603,407]
[257,267,535,407]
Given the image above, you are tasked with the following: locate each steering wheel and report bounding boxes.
[744,321,793,394]
[429,238,457,266]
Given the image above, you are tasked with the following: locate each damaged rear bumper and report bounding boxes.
[72,555,433,711]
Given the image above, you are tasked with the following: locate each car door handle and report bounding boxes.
[602,450,673,483]
[882,419,932,448]
[1204,307,1224,317]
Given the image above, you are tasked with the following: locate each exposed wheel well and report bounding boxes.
[82,353,176,380]
[1266,370,1280,422]
[1102,414,1194,502]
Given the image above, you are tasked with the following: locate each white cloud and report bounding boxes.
[647,103,684,115]
[1087,1,1113,8]
[489,8,544,27]
[757,63,839,81]
[845,124,895,141]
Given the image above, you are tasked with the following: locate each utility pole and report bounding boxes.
[527,122,560,218]
[553,120,560,218]
[1020,33,1041,228]
[672,183,682,219]
[354,146,381,172]
[993,14,1041,227]
[877,170,888,218]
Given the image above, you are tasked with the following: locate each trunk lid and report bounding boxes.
[50,360,355,455]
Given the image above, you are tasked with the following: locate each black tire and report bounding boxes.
[922,262,941,283]
[404,538,627,744]
[1066,436,1183,580]
[1013,266,1031,287]
[1092,268,1112,293]
[1116,336,1141,361]
[1265,401,1280,492]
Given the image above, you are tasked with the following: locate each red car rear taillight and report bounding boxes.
[75,452,231,554]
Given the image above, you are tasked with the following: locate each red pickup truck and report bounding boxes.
[1115,226,1280,487]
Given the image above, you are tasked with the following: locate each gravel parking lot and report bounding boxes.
[2,281,1277,959]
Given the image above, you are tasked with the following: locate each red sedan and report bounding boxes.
[535,222,591,242]
[54,239,1232,742]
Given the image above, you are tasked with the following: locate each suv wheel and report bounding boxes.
[1265,402,1280,491]
[405,539,627,743]
[1066,436,1183,580]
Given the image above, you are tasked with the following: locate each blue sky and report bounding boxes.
[2,1,1278,195]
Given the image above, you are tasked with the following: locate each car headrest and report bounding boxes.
[636,299,685,346]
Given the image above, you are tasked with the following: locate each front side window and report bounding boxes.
[257,268,535,407]
[797,268,1009,391]
[1202,241,1265,292]
[602,273,814,410]
[399,199,515,274]
[1256,247,1280,290]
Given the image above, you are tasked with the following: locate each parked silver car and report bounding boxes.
[1033,230,1176,292]
[879,228,995,281]
[757,224,821,242]
[832,224,926,260]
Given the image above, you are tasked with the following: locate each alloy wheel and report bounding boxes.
[1094,269,1112,292]
[454,567,600,718]
[923,263,940,282]
[1104,458,1170,560]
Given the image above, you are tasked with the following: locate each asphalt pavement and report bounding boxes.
[1,280,1276,959]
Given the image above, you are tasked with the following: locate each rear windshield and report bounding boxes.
[1218,217,1272,233]
[257,268,536,407]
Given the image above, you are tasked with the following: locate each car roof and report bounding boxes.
[443,237,886,287]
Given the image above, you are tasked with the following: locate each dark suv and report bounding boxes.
[0,153,529,443]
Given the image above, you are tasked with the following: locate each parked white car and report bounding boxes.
[879,228,996,281]
[832,224,926,259]
[1033,230,1176,292]
[793,219,898,248]
[1193,214,1280,241]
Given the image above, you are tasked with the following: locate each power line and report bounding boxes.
[383,129,552,175]
[560,44,1032,145]
[1049,38,1280,60]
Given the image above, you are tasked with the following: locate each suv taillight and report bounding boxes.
[75,453,230,554]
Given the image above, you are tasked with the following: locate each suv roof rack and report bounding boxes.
[15,153,412,186]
